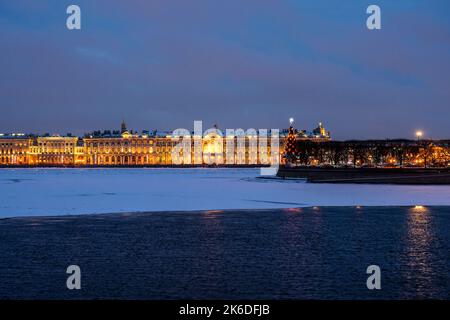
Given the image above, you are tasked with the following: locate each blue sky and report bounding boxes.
[0,0,449,139]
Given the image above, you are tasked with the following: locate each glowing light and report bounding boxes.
[411,205,428,213]
[416,131,423,138]
[204,210,224,214]
[284,208,302,213]
[289,118,294,125]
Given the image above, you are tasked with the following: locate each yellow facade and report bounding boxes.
[0,134,285,166]
[84,133,174,165]
[198,131,281,165]
[0,123,330,166]
[29,136,79,165]
[0,137,31,165]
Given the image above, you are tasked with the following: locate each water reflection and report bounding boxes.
[412,205,427,212]
[198,209,225,295]
[204,210,224,214]
[404,205,435,297]
[1,206,449,299]
[283,208,302,214]
[203,210,224,218]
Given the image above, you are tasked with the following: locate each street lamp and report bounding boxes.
[289,118,294,126]
[416,131,423,142]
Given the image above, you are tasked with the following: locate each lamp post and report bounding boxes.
[416,131,423,143]
[289,117,294,127]
[416,131,426,168]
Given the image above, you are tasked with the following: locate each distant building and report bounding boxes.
[29,136,79,165]
[280,122,330,140]
[312,122,331,139]
[0,121,331,166]
[84,129,174,165]
[0,134,31,165]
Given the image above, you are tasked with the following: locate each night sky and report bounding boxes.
[0,0,449,139]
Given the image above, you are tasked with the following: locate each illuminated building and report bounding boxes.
[0,121,332,166]
[280,122,331,141]
[0,134,31,165]
[312,122,330,139]
[84,129,174,165]
[188,128,280,165]
[29,136,79,165]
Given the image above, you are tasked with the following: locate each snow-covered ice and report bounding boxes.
[0,168,449,217]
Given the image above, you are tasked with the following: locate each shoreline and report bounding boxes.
[277,166,450,184]
[1,205,448,220]
[0,164,270,169]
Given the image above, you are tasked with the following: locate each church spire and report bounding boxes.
[121,119,127,134]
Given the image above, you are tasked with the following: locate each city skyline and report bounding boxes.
[0,119,440,141]
[1,1,449,139]
[0,119,328,137]
[2,1,450,305]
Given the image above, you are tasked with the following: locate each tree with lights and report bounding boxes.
[284,118,298,164]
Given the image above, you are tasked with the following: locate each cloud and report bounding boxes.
[0,0,449,139]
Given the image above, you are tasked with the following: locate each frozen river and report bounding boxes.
[0,168,449,217]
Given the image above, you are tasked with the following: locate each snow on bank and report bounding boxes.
[0,168,449,217]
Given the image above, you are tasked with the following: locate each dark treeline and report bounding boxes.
[288,139,450,168]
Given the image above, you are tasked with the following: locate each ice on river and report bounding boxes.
[0,168,449,217]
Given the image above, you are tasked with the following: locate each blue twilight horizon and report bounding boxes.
[0,0,449,140]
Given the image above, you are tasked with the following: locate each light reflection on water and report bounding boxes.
[282,208,302,213]
[0,206,449,299]
[203,210,224,214]
[403,206,436,298]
